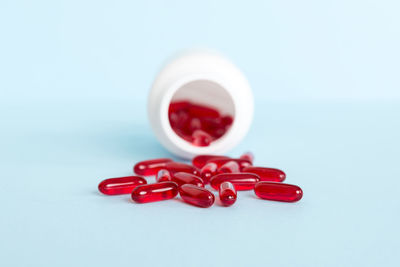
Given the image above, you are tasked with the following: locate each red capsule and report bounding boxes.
[239,152,254,163]
[221,115,234,127]
[167,100,233,146]
[218,160,240,174]
[188,118,202,132]
[201,117,223,133]
[242,166,286,182]
[192,155,230,168]
[134,158,173,176]
[208,158,252,170]
[165,162,200,176]
[173,130,193,143]
[156,169,171,182]
[209,127,227,139]
[254,182,303,202]
[204,115,232,138]
[192,129,212,147]
[98,176,147,195]
[200,162,218,184]
[169,100,190,113]
[188,103,220,118]
[131,181,178,203]
[170,110,190,134]
[171,172,204,187]
[179,184,215,208]
[210,173,260,191]
[219,182,237,206]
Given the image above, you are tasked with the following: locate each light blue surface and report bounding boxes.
[1,1,400,267]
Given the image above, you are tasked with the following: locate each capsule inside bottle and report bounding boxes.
[168,80,236,147]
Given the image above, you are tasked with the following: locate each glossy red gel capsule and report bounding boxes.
[209,127,226,139]
[210,173,260,191]
[221,115,233,127]
[171,172,204,187]
[98,176,147,195]
[201,116,231,139]
[208,158,252,170]
[254,182,303,202]
[179,184,215,208]
[192,129,212,147]
[131,181,178,203]
[169,100,190,113]
[219,182,237,206]
[200,162,218,184]
[188,118,202,132]
[218,161,240,174]
[165,162,200,176]
[201,117,222,132]
[170,110,190,133]
[156,169,171,182]
[239,152,254,163]
[173,130,193,143]
[187,103,220,118]
[242,166,286,182]
[134,158,173,176]
[192,155,230,168]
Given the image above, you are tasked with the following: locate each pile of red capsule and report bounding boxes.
[98,152,303,208]
[168,101,233,146]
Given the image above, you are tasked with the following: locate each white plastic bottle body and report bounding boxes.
[148,50,254,159]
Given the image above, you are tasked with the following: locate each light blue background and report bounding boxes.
[1,1,399,266]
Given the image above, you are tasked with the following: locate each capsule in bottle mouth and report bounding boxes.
[167,79,235,147]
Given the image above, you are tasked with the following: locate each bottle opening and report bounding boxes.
[168,79,235,147]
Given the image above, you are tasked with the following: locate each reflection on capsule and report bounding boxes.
[179,184,215,208]
[210,173,260,191]
[98,176,147,195]
[133,158,173,176]
[131,182,178,203]
[219,181,237,207]
[254,182,303,202]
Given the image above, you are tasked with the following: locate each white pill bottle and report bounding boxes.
[148,50,254,159]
